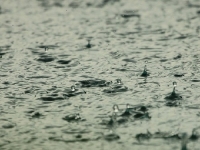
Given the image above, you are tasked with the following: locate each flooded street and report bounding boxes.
[0,0,200,149]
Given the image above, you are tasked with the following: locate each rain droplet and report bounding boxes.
[144,61,148,70]
[172,82,177,94]
[113,104,119,113]
[71,85,76,92]
[173,81,177,87]
[45,47,48,52]
[126,103,130,109]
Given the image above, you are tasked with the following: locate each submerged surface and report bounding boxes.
[0,0,200,149]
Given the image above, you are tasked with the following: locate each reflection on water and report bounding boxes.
[1,0,200,149]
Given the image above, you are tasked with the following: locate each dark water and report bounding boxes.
[0,0,200,149]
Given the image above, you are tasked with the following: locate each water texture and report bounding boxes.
[0,0,200,150]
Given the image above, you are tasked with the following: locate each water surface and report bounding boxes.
[0,0,200,150]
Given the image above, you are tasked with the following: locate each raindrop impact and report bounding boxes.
[113,104,119,113]
[165,81,182,101]
[172,81,177,94]
[86,40,91,48]
[141,61,149,77]
[45,47,48,52]
[71,85,76,92]
[116,79,122,85]
[121,103,132,116]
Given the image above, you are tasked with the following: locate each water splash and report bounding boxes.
[71,85,76,92]
[113,104,119,113]
[141,61,149,77]
[107,112,117,127]
[189,126,200,141]
[171,81,177,95]
[105,105,119,128]
[121,104,132,116]
[126,103,130,109]
[181,133,188,150]
[86,40,91,48]
[116,79,122,85]
[45,47,48,52]
[103,79,128,93]
[74,113,81,120]
[165,81,182,101]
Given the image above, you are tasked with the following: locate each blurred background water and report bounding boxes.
[0,0,200,150]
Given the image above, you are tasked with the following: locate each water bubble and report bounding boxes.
[71,85,76,92]
[173,81,177,87]
[116,79,122,85]
[113,104,119,113]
